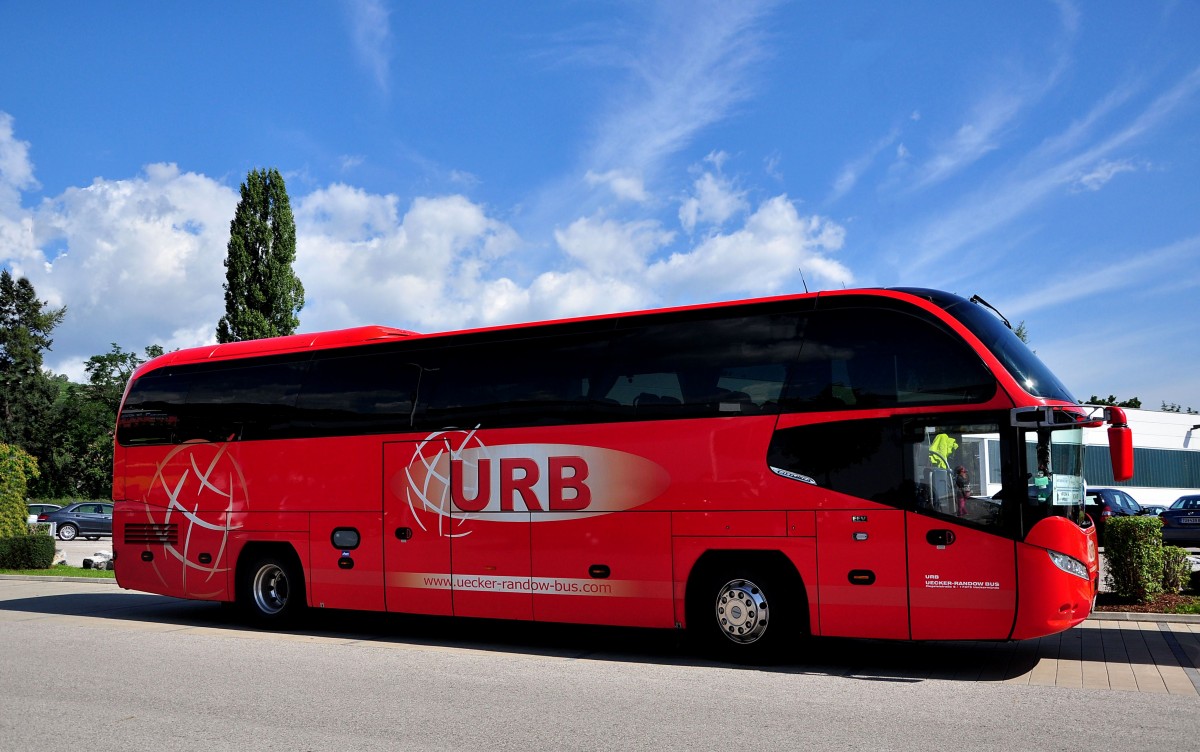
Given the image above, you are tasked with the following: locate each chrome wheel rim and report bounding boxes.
[59,525,77,541]
[715,578,769,644]
[252,564,289,615]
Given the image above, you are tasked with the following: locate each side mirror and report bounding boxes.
[1108,425,1133,481]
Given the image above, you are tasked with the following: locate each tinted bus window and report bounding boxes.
[117,369,194,445]
[784,307,995,412]
[768,419,908,506]
[768,416,1007,530]
[293,350,423,435]
[418,312,802,428]
[421,333,611,428]
[180,360,310,442]
[599,313,802,418]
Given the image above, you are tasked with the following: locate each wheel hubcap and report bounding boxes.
[715,578,769,644]
[252,564,289,615]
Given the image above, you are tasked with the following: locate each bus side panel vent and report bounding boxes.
[124,523,179,546]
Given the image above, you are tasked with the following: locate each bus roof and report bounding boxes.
[129,287,959,378]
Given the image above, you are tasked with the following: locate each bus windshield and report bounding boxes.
[1020,425,1086,534]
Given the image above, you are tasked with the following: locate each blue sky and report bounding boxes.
[1,1,1198,411]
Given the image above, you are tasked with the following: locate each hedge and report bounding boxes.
[1162,546,1192,594]
[1104,516,1164,603]
[0,533,56,569]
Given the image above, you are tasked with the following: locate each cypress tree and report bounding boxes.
[216,168,304,342]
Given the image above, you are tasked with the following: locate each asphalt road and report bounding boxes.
[1,579,1197,752]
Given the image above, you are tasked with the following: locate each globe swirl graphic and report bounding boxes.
[405,428,488,538]
[144,442,249,597]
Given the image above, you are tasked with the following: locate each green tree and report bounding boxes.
[1088,395,1142,409]
[0,270,66,464]
[216,168,304,342]
[1161,401,1197,414]
[1013,321,1029,344]
[39,344,163,498]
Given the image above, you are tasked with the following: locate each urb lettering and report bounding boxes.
[450,456,591,512]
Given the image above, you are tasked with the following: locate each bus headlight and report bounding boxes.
[1047,549,1089,581]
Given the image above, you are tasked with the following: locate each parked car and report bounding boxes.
[1160,494,1200,546]
[37,502,113,541]
[26,503,62,524]
[1084,487,1147,542]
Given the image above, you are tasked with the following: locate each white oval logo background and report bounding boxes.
[401,430,671,532]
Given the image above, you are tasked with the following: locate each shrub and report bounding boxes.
[0,534,56,569]
[1162,547,1191,594]
[0,444,40,538]
[1104,516,1164,603]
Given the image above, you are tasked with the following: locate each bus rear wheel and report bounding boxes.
[240,553,305,628]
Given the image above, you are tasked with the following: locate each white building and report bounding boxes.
[1082,407,1200,506]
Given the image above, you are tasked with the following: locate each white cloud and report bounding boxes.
[584,169,648,202]
[295,189,522,331]
[903,67,1200,271]
[10,164,239,376]
[650,195,849,300]
[827,128,899,205]
[0,113,38,199]
[586,2,774,177]
[910,93,1023,190]
[526,270,648,320]
[1072,158,1138,191]
[345,0,392,91]
[1,104,855,385]
[678,170,748,234]
[0,114,40,268]
[554,214,673,276]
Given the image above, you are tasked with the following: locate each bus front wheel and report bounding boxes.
[239,553,305,628]
[691,565,794,661]
[715,577,771,645]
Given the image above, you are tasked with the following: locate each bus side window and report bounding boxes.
[605,313,801,418]
[117,370,193,445]
[181,360,309,442]
[766,419,910,508]
[293,351,422,436]
[782,307,996,413]
[905,419,1004,528]
[604,373,683,412]
[419,334,607,428]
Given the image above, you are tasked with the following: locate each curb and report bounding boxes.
[0,574,117,585]
[1087,611,1200,623]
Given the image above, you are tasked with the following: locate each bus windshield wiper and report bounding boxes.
[969,294,1012,330]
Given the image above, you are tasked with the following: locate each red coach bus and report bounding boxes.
[111,288,1132,656]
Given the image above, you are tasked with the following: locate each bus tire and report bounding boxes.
[689,563,794,662]
[239,551,306,628]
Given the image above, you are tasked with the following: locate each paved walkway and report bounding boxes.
[1008,617,1200,694]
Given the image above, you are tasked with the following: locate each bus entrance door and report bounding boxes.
[906,513,1017,640]
[382,440,453,616]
